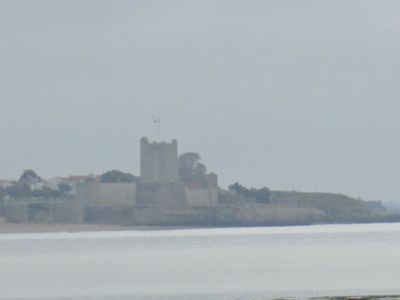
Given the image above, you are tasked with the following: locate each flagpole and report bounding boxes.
[152,114,162,142]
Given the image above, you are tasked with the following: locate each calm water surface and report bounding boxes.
[1,223,400,299]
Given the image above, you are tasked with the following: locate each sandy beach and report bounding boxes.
[0,223,143,234]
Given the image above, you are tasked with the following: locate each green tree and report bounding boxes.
[100,170,138,183]
[19,169,41,184]
[228,182,270,204]
[179,152,207,178]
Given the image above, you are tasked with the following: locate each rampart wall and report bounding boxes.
[75,182,136,206]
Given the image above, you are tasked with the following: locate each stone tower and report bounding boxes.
[140,137,179,184]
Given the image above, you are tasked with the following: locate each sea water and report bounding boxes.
[1,223,400,299]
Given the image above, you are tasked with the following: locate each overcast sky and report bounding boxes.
[1,1,399,202]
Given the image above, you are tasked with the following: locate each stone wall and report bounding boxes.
[135,182,187,206]
[2,203,29,223]
[75,182,136,206]
[1,201,83,223]
[132,205,216,226]
[185,187,218,206]
[131,203,325,226]
[84,205,135,225]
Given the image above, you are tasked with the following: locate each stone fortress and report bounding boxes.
[136,137,218,207]
[0,137,391,226]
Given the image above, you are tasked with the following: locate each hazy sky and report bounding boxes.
[1,1,399,202]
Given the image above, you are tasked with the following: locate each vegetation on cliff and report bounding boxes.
[228,182,271,204]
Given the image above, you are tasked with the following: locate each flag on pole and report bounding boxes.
[151,115,161,141]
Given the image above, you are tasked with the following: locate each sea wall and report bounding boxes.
[131,205,216,226]
[0,191,392,226]
[84,205,135,226]
[0,200,83,223]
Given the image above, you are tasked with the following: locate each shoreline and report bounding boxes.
[312,296,400,300]
[1,221,400,234]
[0,223,177,234]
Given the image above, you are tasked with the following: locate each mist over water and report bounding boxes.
[1,223,400,299]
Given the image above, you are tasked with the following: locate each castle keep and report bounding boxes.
[140,137,179,184]
[136,138,185,206]
[136,137,217,207]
